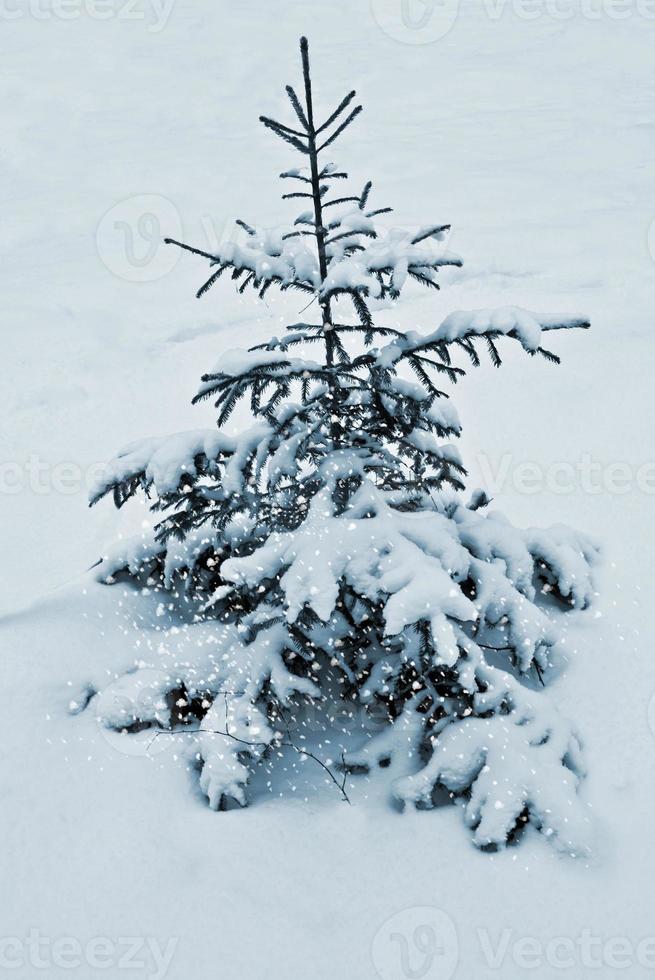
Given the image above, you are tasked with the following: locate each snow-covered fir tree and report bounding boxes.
[90,37,599,853]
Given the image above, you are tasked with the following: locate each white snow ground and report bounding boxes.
[2,1,655,977]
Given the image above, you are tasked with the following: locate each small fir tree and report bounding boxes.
[90,38,598,852]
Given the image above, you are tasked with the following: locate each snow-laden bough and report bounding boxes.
[87,38,598,853]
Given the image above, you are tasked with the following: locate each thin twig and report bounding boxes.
[148,726,351,804]
[340,751,348,799]
[475,641,546,687]
[475,641,513,652]
[297,295,318,316]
